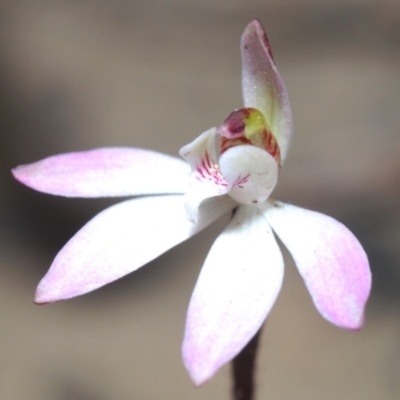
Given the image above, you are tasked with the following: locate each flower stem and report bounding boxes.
[231,326,263,400]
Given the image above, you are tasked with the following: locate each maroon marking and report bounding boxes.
[204,151,213,169]
[222,111,246,137]
[197,167,206,179]
[254,19,275,63]
[232,174,250,188]
[201,158,208,172]
[261,127,281,166]
[221,136,252,154]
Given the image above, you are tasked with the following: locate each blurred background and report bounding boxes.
[0,0,400,399]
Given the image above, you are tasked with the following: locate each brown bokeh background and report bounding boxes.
[1,1,400,399]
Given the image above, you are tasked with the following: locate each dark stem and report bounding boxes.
[231,326,263,400]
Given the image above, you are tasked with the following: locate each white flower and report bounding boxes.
[12,19,371,386]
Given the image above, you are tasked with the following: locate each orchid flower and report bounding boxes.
[12,20,371,385]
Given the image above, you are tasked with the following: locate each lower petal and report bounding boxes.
[182,204,284,385]
[35,195,233,303]
[262,201,371,329]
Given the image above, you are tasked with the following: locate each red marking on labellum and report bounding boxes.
[197,167,206,179]
[195,151,228,187]
[233,174,250,188]
[204,151,213,169]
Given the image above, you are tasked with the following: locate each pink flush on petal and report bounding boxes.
[12,148,189,197]
[263,201,371,330]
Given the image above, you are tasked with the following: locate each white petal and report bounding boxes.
[182,204,284,385]
[262,201,371,329]
[35,195,233,303]
[219,145,278,205]
[12,148,189,197]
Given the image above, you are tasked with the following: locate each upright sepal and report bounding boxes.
[241,19,293,162]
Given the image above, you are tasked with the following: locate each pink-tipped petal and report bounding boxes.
[241,20,292,162]
[262,201,371,329]
[12,147,189,197]
[182,205,284,385]
[35,194,233,303]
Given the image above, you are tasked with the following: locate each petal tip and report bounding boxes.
[329,301,368,331]
[34,286,58,305]
[34,275,73,304]
[33,298,50,306]
[11,165,28,185]
[189,372,210,387]
[182,336,221,386]
[333,314,364,331]
[183,352,216,387]
[11,163,49,194]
